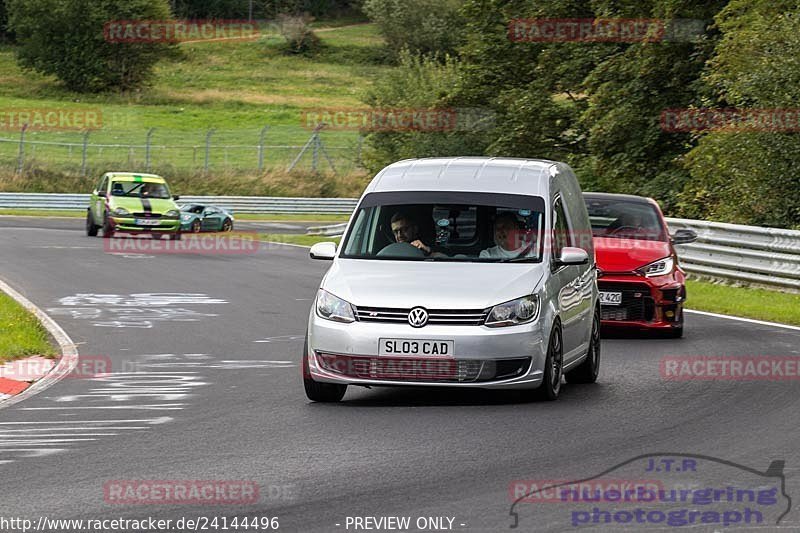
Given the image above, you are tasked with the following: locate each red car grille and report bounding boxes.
[598,282,655,322]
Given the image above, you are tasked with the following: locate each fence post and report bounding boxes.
[81,131,90,177]
[16,123,28,175]
[356,134,364,167]
[312,131,320,173]
[204,129,215,173]
[145,128,155,171]
[257,125,269,172]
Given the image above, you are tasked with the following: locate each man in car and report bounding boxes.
[390,212,433,254]
[480,212,535,259]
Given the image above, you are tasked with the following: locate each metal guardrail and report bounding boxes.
[0,193,359,214]
[1,193,798,289]
[666,218,800,290]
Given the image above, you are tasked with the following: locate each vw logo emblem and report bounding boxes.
[408,307,429,328]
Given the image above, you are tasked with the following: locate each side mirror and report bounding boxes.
[310,241,337,260]
[173,195,180,201]
[556,247,589,266]
[671,229,697,245]
[97,191,107,198]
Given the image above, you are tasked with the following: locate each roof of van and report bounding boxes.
[365,157,558,196]
[107,172,166,183]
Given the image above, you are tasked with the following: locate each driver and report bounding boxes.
[390,212,432,255]
[480,212,534,259]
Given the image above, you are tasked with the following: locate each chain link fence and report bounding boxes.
[0,125,365,176]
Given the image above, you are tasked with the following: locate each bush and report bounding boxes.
[7,0,175,92]
[0,0,11,42]
[361,50,491,171]
[277,14,322,55]
[362,0,464,57]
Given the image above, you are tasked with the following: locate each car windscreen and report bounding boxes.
[110,181,171,200]
[585,197,667,241]
[340,191,546,262]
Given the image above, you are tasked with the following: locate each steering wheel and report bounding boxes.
[608,225,640,236]
[377,242,426,258]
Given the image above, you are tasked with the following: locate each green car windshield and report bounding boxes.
[111,181,171,200]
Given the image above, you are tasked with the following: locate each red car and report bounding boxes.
[583,193,697,337]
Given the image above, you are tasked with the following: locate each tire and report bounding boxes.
[101,213,114,239]
[221,218,233,232]
[170,232,182,241]
[190,219,201,233]
[86,210,98,237]
[535,322,563,401]
[566,307,601,384]
[302,338,346,402]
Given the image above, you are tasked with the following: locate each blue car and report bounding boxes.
[179,204,235,233]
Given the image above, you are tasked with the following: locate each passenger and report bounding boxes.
[480,212,534,259]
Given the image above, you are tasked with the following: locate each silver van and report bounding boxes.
[304,157,600,402]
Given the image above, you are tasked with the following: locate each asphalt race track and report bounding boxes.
[1,217,799,532]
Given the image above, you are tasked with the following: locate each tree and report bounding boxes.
[680,0,800,227]
[362,0,465,57]
[8,0,175,92]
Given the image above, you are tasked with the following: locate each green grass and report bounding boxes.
[686,279,800,326]
[259,233,341,247]
[0,291,57,363]
[0,209,350,222]
[0,22,389,177]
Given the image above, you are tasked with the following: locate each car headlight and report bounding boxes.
[111,207,130,216]
[181,214,192,221]
[316,289,355,323]
[640,256,675,277]
[485,294,540,328]
[165,210,180,218]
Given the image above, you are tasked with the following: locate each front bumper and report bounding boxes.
[598,273,685,330]
[307,315,548,389]
[110,216,181,233]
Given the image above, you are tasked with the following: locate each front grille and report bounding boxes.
[316,353,530,383]
[355,306,489,326]
[133,212,162,218]
[599,281,654,322]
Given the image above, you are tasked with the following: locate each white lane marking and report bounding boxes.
[0,417,173,425]
[0,433,118,437]
[685,309,800,332]
[107,253,156,259]
[20,404,187,410]
[0,427,147,432]
[0,277,78,410]
[59,293,227,306]
[0,449,64,457]
[0,439,97,444]
[254,335,304,343]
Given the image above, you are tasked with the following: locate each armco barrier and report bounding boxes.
[666,218,800,290]
[0,193,358,215]
[1,193,798,289]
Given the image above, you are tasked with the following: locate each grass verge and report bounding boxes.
[0,291,57,363]
[686,279,800,326]
[0,209,350,222]
[259,233,341,247]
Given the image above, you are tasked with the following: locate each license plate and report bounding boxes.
[599,291,623,306]
[379,338,454,357]
[135,219,161,226]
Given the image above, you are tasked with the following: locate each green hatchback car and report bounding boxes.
[86,172,182,239]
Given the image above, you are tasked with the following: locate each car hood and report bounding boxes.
[322,259,545,309]
[593,237,672,273]
[109,196,178,213]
